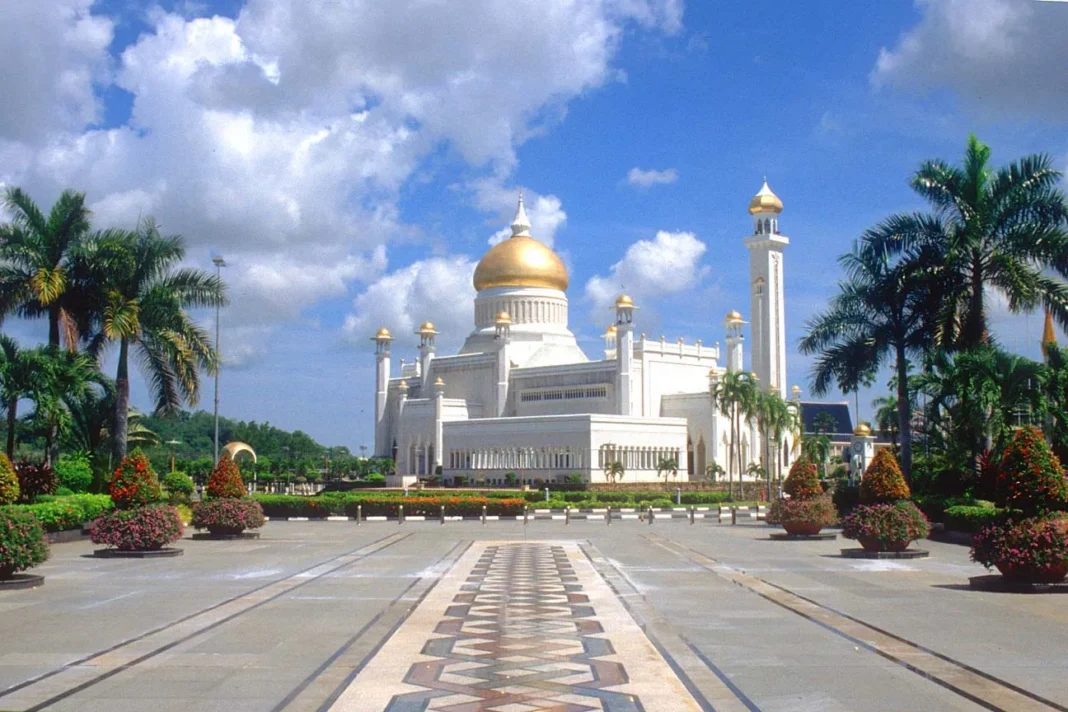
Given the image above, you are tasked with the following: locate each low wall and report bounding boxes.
[589,482,729,493]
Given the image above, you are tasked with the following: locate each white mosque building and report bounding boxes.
[370,181,798,485]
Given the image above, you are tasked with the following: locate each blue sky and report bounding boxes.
[1,0,1066,450]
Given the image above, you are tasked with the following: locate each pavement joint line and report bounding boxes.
[579,540,760,712]
[272,539,473,712]
[643,531,1068,712]
[0,531,414,712]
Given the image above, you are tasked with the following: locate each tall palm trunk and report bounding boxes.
[6,400,16,459]
[895,345,913,483]
[48,304,61,348]
[112,339,130,463]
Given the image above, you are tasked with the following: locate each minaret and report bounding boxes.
[725,310,745,373]
[614,294,637,415]
[433,376,445,470]
[494,311,512,416]
[370,326,392,457]
[415,321,438,389]
[743,179,789,397]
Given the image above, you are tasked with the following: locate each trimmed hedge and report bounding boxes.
[253,494,526,518]
[944,505,1003,533]
[4,494,114,532]
[860,450,910,504]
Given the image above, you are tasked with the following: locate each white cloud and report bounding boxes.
[470,180,568,247]
[0,0,113,143]
[342,256,478,352]
[872,0,1068,117]
[585,230,708,310]
[626,167,679,188]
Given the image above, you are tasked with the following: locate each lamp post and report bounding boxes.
[212,255,226,463]
[166,439,181,473]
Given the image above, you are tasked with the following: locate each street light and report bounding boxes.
[166,439,181,473]
[212,255,226,463]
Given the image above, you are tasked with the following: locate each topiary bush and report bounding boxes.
[15,460,56,502]
[206,453,245,499]
[769,493,837,535]
[162,471,195,504]
[0,453,19,505]
[108,449,162,509]
[783,458,822,501]
[994,426,1068,516]
[860,450,910,504]
[842,500,931,552]
[55,452,94,493]
[89,504,183,551]
[0,509,49,579]
[191,498,265,535]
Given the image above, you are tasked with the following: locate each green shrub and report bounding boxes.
[15,460,56,501]
[860,450,910,504]
[365,473,386,484]
[944,505,1003,533]
[0,509,49,578]
[680,492,730,505]
[995,426,1068,516]
[55,486,74,496]
[0,453,18,505]
[55,452,94,493]
[162,471,195,504]
[9,494,114,531]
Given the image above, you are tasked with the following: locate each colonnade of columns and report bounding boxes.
[448,445,583,471]
[475,298,566,326]
[597,445,681,471]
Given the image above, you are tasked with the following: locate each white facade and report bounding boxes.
[370,185,795,485]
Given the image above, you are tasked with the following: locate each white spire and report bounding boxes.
[510,191,531,238]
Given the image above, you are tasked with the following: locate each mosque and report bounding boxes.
[370,181,799,485]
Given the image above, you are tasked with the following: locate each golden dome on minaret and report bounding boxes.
[473,193,569,292]
[748,179,783,215]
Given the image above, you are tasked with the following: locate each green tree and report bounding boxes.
[27,347,100,465]
[872,135,1068,351]
[0,188,92,347]
[872,395,899,447]
[755,390,800,500]
[0,335,37,459]
[604,460,625,484]
[83,219,226,462]
[655,457,679,481]
[711,371,759,499]
[800,241,930,482]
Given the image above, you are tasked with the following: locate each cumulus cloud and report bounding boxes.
[872,0,1068,117]
[626,167,679,188]
[585,230,708,310]
[470,180,568,247]
[0,0,683,362]
[342,256,478,352]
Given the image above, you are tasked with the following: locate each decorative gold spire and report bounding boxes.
[1042,307,1057,359]
[748,179,783,215]
[472,193,569,292]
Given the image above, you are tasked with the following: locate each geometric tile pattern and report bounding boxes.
[331,541,700,712]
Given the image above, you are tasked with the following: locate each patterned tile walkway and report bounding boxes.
[331,541,702,711]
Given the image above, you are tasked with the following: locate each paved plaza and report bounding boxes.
[1,519,1066,712]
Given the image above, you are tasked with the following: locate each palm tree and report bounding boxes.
[0,188,92,347]
[800,242,930,482]
[704,460,725,482]
[755,390,800,500]
[27,347,99,465]
[655,457,679,481]
[710,371,759,498]
[0,335,38,458]
[604,460,625,483]
[83,218,226,461]
[869,135,1068,350]
[872,395,899,447]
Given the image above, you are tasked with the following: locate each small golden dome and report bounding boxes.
[615,293,635,308]
[416,321,437,334]
[604,324,618,336]
[748,180,783,215]
[398,379,409,392]
[371,326,392,340]
[495,310,512,324]
[854,422,871,436]
[791,385,801,395]
[473,237,569,292]
[726,309,744,323]
[434,376,445,386]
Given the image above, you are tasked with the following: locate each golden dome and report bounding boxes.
[398,379,409,392]
[371,326,392,340]
[614,293,635,308]
[748,180,783,215]
[473,235,569,292]
[854,422,872,436]
[726,309,744,323]
[417,321,437,334]
[604,324,618,336]
[434,376,445,386]
[495,310,512,324]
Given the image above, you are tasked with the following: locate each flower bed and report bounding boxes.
[89,505,184,551]
[768,495,837,535]
[252,494,528,518]
[972,517,1068,584]
[842,501,931,552]
[192,498,265,535]
[0,509,49,580]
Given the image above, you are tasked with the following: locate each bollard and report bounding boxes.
[481,504,487,526]
[689,506,695,525]
[731,507,737,525]
[676,487,681,506]
[545,487,550,502]
[399,504,404,524]
[606,507,611,526]
[648,505,654,526]
[523,505,528,526]
[565,506,570,526]
[357,504,362,525]
[440,505,445,525]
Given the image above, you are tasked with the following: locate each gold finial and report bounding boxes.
[434,376,445,386]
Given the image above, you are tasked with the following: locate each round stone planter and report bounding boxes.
[859,537,911,553]
[841,548,929,560]
[0,573,45,590]
[191,531,260,541]
[770,532,837,541]
[782,520,824,536]
[93,547,183,559]
[968,574,1068,593]
[994,561,1067,585]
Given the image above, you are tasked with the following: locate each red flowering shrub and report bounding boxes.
[860,450,910,504]
[89,505,183,551]
[842,501,930,551]
[206,453,245,499]
[15,460,56,502]
[108,449,162,510]
[769,494,837,535]
[0,509,49,578]
[995,426,1068,516]
[192,498,265,535]
[0,454,19,506]
[783,458,822,501]
[971,516,1068,583]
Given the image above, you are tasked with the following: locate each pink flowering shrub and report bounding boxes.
[0,509,49,578]
[842,501,930,551]
[90,505,183,551]
[191,498,265,535]
[769,494,837,535]
[971,516,1068,583]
